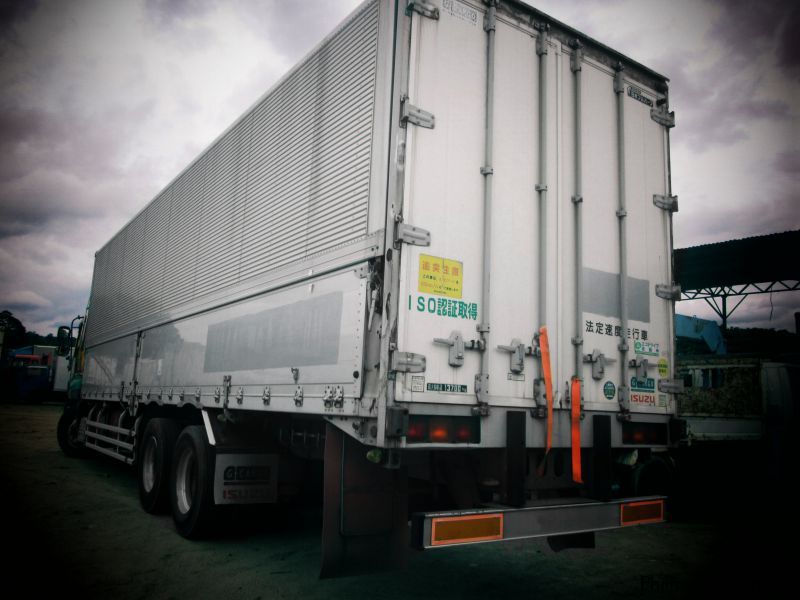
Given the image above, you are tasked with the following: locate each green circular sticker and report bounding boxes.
[603,381,616,399]
[658,358,669,377]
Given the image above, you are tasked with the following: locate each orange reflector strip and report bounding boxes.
[539,326,554,453]
[620,500,664,526]
[431,513,504,546]
[570,377,583,484]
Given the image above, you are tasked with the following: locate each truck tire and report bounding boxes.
[138,418,179,514]
[170,425,217,539]
[57,407,87,458]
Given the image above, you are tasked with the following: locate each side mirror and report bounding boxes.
[57,326,71,356]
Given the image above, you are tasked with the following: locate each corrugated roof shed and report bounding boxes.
[675,230,800,291]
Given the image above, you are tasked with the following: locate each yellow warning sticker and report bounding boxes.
[658,358,669,377]
[418,254,463,299]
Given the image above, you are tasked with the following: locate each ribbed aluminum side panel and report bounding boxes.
[85,0,380,347]
[139,191,172,316]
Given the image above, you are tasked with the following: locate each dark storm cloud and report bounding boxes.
[233,0,360,59]
[19,287,88,330]
[0,0,38,37]
[777,6,800,76]
[667,62,792,151]
[708,0,800,79]
[636,0,797,153]
[727,292,800,331]
[144,0,213,28]
[773,150,800,178]
[677,192,799,247]
[0,101,156,183]
[0,100,159,238]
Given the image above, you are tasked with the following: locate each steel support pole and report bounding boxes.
[476,0,497,411]
[614,64,630,414]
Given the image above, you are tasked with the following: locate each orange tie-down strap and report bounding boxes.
[538,326,554,454]
[571,377,583,484]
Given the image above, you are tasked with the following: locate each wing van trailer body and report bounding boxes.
[58,0,682,576]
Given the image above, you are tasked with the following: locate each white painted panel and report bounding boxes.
[396,0,487,405]
[398,6,674,416]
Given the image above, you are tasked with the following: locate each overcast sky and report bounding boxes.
[0,0,797,336]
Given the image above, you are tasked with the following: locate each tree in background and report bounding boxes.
[0,310,26,363]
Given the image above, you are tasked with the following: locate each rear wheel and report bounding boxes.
[138,418,179,514]
[170,425,217,538]
[57,407,87,458]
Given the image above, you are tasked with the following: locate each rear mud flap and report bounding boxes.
[320,423,408,578]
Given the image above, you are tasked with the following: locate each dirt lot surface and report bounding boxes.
[0,403,788,599]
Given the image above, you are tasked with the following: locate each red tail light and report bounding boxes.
[429,422,450,443]
[406,416,480,444]
[407,421,428,442]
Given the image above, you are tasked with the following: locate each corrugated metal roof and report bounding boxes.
[675,230,800,291]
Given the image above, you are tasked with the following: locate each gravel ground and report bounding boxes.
[0,403,788,599]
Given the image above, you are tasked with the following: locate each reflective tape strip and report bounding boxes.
[539,326,554,453]
[201,410,216,446]
[571,377,583,483]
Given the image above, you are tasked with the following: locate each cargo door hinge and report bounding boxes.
[497,338,529,375]
[400,94,435,129]
[323,386,334,408]
[323,385,344,409]
[569,39,583,73]
[583,349,617,381]
[655,283,681,301]
[405,1,439,20]
[658,379,685,394]
[653,194,679,212]
[613,63,625,94]
[651,103,675,128]
[628,357,655,380]
[395,220,431,247]
[535,22,549,56]
[219,375,235,422]
[434,331,465,367]
[391,351,427,373]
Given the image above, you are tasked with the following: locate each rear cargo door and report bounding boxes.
[395,1,540,408]
[578,60,675,417]
[395,1,676,417]
[395,1,486,406]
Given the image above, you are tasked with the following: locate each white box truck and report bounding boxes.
[57,0,683,575]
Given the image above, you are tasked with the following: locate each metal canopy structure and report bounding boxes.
[674,230,800,329]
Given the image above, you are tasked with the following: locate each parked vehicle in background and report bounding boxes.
[5,345,62,403]
[677,356,797,443]
[56,0,683,576]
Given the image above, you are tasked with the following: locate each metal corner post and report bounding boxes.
[533,21,550,410]
[570,39,583,382]
[475,0,498,411]
[614,63,630,414]
[536,22,549,336]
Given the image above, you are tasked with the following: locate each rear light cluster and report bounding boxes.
[406,416,480,444]
[622,421,668,445]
